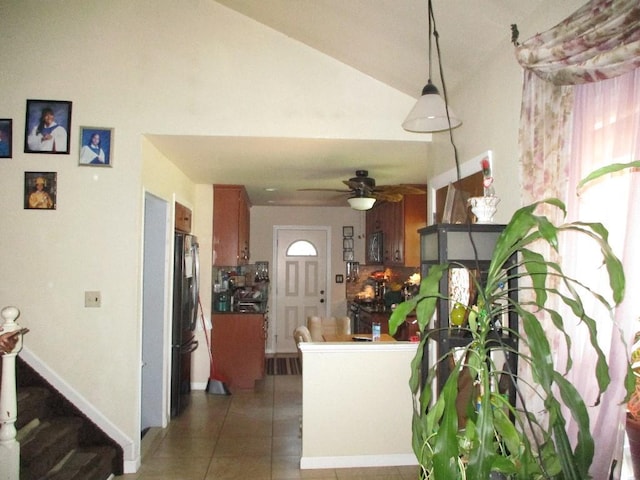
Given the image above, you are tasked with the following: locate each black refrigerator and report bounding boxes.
[171,232,199,417]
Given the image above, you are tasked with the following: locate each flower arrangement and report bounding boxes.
[481,156,495,197]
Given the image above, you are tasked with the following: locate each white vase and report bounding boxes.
[468,196,500,224]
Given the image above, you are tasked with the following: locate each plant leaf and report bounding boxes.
[577,160,640,190]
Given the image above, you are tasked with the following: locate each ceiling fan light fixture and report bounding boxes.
[402,80,461,133]
[347,196,376,211]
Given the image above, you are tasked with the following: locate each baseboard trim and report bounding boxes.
[300,453,418,470]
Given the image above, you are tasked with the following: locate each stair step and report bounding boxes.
[17,386,51,429]
[20,417,84,480]
[45,446,117,480]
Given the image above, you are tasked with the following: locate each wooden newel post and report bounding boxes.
[0,306,24,480]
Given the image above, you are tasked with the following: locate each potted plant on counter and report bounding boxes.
[390,161,639,479]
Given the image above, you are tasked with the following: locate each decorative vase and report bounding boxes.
[468,196,500,224]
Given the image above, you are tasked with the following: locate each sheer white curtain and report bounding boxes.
[561,68,640,478]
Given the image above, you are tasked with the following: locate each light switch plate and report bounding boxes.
[85,291,101,308]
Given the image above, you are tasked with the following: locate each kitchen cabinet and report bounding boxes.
[213,185,251,266]
[174,202,192,233]
[365,192,426,266]
[211,313,266,390]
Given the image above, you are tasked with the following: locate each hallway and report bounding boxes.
[116,374,418,479]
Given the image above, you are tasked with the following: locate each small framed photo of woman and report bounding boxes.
[79,127,113,166]
[24,172,57,210]
[0,119,12,158]
[24,100,72,154]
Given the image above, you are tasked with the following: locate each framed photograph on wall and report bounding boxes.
[24,172,57,210]
[342,226,354,237]
[24,99,72,154]
[79,126,113,166]
[0,119,12,158]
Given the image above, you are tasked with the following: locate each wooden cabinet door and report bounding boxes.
[174,202,192,233]
[237,189,250,264]
[402,193,427,267]
[364,191,427,267]
[213,185,251,266]
[211,313,265,390]
[365,204,384,264]
[386,202,404,265]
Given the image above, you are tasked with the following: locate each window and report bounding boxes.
[286,240,317,257]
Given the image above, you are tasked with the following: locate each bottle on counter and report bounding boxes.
[372,321,381,341]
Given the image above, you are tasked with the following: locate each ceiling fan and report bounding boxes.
[299,170,425,209]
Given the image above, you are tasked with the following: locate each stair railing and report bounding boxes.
[0,306,26,480]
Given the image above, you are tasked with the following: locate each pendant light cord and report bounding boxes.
[428,0,460,182]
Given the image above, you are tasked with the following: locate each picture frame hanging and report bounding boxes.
[24,172,57,210]
[79,126,113,166]
[0,119,12,158]
[24,99,72,154]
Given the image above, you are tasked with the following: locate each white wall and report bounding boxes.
[0,1,415,469]
[429,0,586,223]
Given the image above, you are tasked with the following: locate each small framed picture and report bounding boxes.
[24,100,72,154]
[343,237,354,250]
[343,249,354,261]
[342,226,354,237]
[0,119,12,158]
[24,172,57,210]
[79,127,113,166]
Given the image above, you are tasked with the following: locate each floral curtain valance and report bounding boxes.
[516,0,640,85]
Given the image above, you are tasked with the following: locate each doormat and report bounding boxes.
[265,356,302,375]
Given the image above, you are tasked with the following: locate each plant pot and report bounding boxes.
[626,413,640,479]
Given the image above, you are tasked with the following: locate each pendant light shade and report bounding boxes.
[402,80,461,133]
[347,196,376,211]
[402,0,461,133]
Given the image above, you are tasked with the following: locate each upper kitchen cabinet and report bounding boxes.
[365,192,427,267]
[174,201,192,233]
[213,185,251,266]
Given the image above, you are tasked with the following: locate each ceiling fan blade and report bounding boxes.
[372,191,403,202]
[375,185,427,195]
[297,188,351,193]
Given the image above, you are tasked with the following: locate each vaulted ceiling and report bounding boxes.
[150,0,584,207]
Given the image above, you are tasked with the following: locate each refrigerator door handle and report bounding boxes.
[190,241,200,330]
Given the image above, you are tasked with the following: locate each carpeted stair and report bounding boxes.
[11,358,122,480]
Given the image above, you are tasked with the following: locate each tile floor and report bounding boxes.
[116,374,419,479]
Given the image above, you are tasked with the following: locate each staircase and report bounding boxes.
[10,357,123,480]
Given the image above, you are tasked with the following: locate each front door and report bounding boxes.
[273,227,330,353]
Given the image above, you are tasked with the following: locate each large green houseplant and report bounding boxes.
[389,161,639,479]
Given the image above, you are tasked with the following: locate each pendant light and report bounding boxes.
[402,0,461,133]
